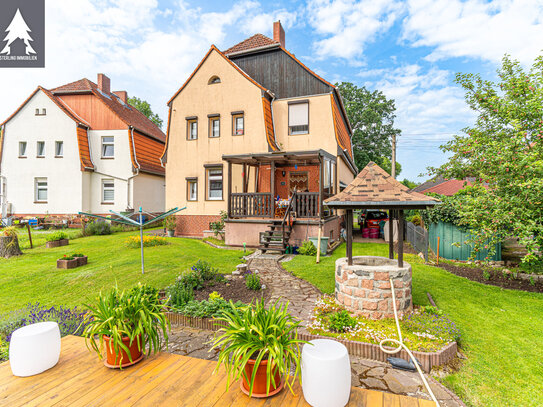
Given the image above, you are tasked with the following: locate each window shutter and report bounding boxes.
[289,103,308,126]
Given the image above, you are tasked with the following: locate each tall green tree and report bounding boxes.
[336,82,401,171]
[128,96,163,129]
[430,55,543,264]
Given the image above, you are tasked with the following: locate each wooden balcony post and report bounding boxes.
[398,209,404,267]
[346,209,353,265]
[242,164,247,193]
[270,160,275,218]
[388,209,394,260]
[227,161,232,217]
[319,156,324,218]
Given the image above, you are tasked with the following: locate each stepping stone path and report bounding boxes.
[168,252,465,407]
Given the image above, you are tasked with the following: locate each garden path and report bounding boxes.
[168,253,464,407]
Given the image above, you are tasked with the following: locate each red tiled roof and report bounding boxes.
[262,98,279,151]
[52,79,166,143]
[223,34,278,55]
[331,94,353,159]
[325,162,440,205]
[423,179,473,196]
[129,129,165,176]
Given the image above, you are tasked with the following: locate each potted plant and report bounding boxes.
[72,253,87,266]
[45,231,69,248]
[163,215,176,237]
[83,284,170,368]
[211,299,306,398]
[57,254,78,269]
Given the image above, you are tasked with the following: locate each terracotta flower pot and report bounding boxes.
[241,358,283,398]
[103,335,143,368]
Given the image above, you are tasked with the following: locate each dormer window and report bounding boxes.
[208,76,221,85]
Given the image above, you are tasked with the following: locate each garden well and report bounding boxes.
[335,256,412,319]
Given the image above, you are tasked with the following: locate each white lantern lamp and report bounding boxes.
[301,339,351,407]
[9,321,61,377]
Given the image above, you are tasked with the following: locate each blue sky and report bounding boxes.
[1,0,543,181]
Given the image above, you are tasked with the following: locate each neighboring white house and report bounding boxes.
[0,74,166,217]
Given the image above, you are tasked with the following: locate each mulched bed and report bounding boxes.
[436,262,543,293]
[192,276,270,304]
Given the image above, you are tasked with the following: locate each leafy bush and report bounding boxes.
[245,273,262,290]
[171,294,244,318]
[125,235,168,248]
[163,215,177,231]
[408,214,423,226]
[192,260,220,282]
[167,280,194,307]
[420,193,464,227]
[46,231,68,242]
[327,310,358,333]
[298,240,317,256]
[0,303,89,343]
[59,255,75,260]
[210,210,227,237]
[129,284,159,304]
[72,253,85,257]
[85,220,112,236]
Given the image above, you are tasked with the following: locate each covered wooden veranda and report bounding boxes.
[223,149,337,220]
[325,162,439,266]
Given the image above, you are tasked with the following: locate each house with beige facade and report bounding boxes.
[0,74,165,218]
[163,22,357,251]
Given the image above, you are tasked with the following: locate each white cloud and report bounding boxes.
[402,0,543,64]
[0,0,297,124]
[239,9,298,36]
[307,0,403,60]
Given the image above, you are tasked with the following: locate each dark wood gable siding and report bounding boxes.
[230,49,332,98]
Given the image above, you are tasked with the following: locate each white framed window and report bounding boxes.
[102,179,114,203]
[101,136,114,158]
[55,141,63,157]
[187,119,198,140]
[35,178,48,202]
[187,179,198,201]
[209,117,220,138]
[206,167,223,200]
[36,141,45,157]
[288,101,309,135]
[19,141,27,157]
[233,114,244,135]
[35,108,46,116]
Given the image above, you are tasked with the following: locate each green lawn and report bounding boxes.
[15,228,84,250]
[0,231,246,313]
[283,243,543,407]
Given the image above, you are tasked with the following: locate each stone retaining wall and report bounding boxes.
[165,313,456,372]
[335,256,412,319]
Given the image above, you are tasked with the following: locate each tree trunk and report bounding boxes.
[0,235,22,258]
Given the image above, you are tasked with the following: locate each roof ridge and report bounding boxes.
[224,33,278,55]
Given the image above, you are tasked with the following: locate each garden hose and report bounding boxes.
[379,278,440,407]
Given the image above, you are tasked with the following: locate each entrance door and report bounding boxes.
[289,171,308,193]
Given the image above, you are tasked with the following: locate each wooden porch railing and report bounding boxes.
[229,193,273,217]
[294,192,320,218]
[229,192,320,218]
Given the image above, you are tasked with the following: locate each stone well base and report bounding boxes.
[335,256,412,319]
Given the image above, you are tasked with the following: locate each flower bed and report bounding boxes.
[308,296,459,353]
[124,235,168,248]
[57,253,88,269]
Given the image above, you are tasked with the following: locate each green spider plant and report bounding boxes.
[210,299,308,397]
[82,283,170,365]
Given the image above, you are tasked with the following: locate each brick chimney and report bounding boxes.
[113,91,128,103]
[97,73,110,94]
[273,21,285,48]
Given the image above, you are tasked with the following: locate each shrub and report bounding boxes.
[167,281,194,307]
[409,214,423,226]
[210,210,227,237]
[163,215,177,231]
[327,310,358,333]
[85,220,112,236]
[172,298,244,318]
[192,260,220,282]
[0,303,89,343]
[72,253,85,257]
[209,291,223,302]
[298,240,317,256]
[245,273,262,290]
[0,338,8,362]
[60,255,75,260]
[124,235,168,248]
[46,231,68,242]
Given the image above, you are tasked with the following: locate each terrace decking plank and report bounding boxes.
[0,336,429,406]
[417,398,438,407]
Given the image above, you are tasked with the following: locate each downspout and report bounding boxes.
[128,126,140,209]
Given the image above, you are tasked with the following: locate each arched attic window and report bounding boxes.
[208,76,221,84]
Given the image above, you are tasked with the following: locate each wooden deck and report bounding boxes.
[0,336,435,406]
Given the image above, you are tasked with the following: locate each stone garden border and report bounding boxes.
[164,313,457,373]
